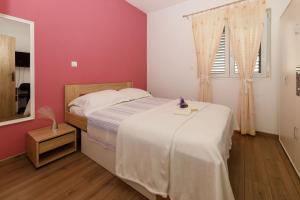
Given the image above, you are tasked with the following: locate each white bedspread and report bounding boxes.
[116,100,236,200]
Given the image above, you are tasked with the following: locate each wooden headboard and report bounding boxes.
[64,81,133,130]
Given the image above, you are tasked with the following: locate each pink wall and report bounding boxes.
[0,0,147,160]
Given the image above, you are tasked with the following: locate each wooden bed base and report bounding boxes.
[64,81,169,200]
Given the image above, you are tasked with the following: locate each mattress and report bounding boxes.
[72,97,170,150]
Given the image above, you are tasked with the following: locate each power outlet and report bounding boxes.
[71,61,78,68]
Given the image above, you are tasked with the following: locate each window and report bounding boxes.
[211,9,271,78]
[297,65,300,73]
[233,46,262,74]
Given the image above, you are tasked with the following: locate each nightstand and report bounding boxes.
[26,123,77,168]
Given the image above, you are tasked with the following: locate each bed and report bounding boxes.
[65,82,236,200]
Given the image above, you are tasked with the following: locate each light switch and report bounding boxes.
[71,61,78,68]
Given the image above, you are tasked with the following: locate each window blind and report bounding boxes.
[296,65,300,73]
[211,30,226,74]
[234,46,262,73]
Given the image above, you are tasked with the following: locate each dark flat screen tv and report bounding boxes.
[15,52,30,67]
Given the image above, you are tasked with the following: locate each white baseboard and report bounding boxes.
[0,152,25,162]
[279,138,300,178]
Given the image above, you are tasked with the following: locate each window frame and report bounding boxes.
[211,8,271,79]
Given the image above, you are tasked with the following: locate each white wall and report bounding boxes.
[0,17,30,52]
[15,67,30,87]
[148,0,290,134]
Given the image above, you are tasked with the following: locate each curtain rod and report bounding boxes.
[182,0,247,18]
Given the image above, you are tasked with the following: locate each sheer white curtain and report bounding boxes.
[192,9,227,102]
[228,0,266,135]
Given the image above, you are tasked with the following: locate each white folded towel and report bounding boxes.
[174,107,192,116]
[174,105,199,116]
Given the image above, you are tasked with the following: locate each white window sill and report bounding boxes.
[210,73,269,79]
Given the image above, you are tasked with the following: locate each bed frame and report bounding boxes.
[64,82,167,200]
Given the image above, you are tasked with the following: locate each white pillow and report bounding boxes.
[68,90,129,115]
[119,88,151,101]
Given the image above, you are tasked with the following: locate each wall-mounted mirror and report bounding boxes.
[295,24,300,96]
[0,13,35,126]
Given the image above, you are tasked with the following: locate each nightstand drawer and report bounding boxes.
[39,132,75,154]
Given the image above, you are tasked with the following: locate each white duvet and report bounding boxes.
[116,100,236,200]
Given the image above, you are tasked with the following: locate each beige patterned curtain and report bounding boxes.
[228,0,266,135]
[192,9,227,102]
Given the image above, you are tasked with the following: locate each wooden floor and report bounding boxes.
[228,133,300,200]
[0,133,299,200]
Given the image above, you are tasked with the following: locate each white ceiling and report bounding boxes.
[126,0,188,13]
